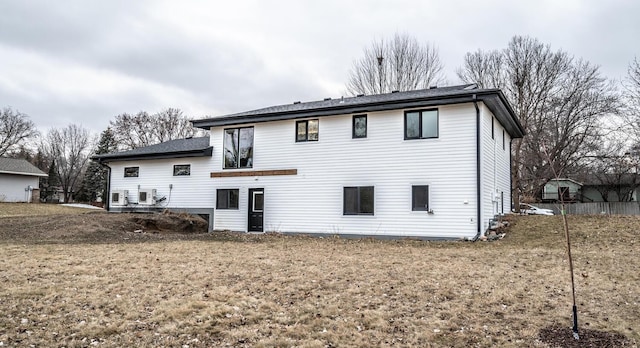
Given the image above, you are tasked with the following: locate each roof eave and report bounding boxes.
[192,90,524,139]
[0,170,48,177]
[95,147,213,163]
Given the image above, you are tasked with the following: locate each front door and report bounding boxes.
[248,188,264,232]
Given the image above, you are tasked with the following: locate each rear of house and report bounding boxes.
[97,85,523,239]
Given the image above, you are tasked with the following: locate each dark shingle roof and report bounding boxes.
[0,157,47,177]
[192,84,525,138]
[93,136,212,162]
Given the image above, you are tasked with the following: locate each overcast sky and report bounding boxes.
[1,0,638,135]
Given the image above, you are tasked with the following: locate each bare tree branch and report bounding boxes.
[0,107,39,157]
[458,36,619,207]
[346,33,445,95]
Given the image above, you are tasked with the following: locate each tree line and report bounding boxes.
[2,34,639,206]
[0,108,203,203]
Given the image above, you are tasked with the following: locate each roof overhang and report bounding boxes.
[192,89,525,139]
[0,170,48,177]
[94,147,213,163]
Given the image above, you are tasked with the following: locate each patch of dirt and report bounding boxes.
[0,211,211,244]
[539,324,635,347]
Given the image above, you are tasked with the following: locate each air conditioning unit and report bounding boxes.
[111,190,129,206]
[138,188,157,205]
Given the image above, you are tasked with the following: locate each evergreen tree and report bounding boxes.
[42,159,60,201]
[76,128,118,203]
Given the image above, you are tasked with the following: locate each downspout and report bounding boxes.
[98,161,112,211]
[473,96,482,241]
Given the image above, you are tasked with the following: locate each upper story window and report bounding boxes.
[224,127,254,169]
[124,167,139,177]
[353,115,367,139]
[405,109,438,140]
[296,119,319,142]
[502,130,505,150]
[343,186,374,215]
[173,164,190,176]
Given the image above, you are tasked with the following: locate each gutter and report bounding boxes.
[473,96,482,241]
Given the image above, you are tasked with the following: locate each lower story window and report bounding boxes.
[344,186,374,215]
[412,185,429,211]
[217,189,239,209]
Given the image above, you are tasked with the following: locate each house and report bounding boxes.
[0,157,48,202]
[543,174,640,203]
[542,178,583,202]
[95,84,525,239]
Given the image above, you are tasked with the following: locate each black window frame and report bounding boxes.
[502,129,505,150]
[216,189,239,210]
[173,164,191,176]
[343,186,374,215]
[124,166,139,178]
[296,119,319,142]
[223,126,254,170]
[404,109,439,140]
[352,114,367,139]
[411,185,430,211]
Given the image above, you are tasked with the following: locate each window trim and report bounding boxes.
[404,109,439,140]
[343,186,375,216]
[173,164,191,176]
[124,166,139,178]
[216,189,239,210]
[411,185,430,211]
[223,126,254,170]
[352,114,367,139]
[295,119,319,142]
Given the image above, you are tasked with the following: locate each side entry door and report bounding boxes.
[248,188,264,232]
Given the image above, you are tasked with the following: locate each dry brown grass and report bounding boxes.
[0,214,638,347]
[0,202,94,217]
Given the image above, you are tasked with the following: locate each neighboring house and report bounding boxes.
[95,84,525,239]
[542,178,583,202]
[0,157,48,202]
[542,175,640,202]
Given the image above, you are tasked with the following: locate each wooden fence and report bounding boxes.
[535,202,640,215]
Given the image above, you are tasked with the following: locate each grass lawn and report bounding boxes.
[0,213,638,347]
[0,202,96,217]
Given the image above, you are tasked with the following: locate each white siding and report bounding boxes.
[0,174,39,202]
[210,104,479,238]
[479,104,512,232]
[108,157,215,209]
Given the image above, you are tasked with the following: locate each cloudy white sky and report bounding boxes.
[1,0,639,134]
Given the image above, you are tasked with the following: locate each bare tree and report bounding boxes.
[41,124,93,203]
[346,33,445,95]
[622,58,640,141]
[457,36,618,208]
[0,107,38,157]
[110,108,202,150]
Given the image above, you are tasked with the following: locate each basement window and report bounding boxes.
[217,189,239,209]
[343,186,374,215]
[296,119,319,142]
[124,167,139,177]
[412,185,429,211]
